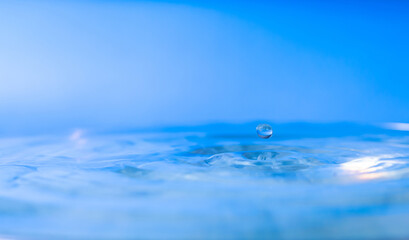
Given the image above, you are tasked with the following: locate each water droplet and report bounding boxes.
[256,124,273,139]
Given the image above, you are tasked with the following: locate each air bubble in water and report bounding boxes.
[256,124,273,139]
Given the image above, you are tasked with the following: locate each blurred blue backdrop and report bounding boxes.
[0,0,408,133]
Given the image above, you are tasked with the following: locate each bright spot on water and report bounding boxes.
[256,124,273,139]
[69,129,87,146]
[383,122,409,131]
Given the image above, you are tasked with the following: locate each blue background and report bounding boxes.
[0,0,408,133]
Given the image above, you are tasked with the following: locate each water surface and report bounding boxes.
[0,123,409,239]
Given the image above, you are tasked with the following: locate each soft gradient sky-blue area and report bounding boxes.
[0,0,408,133]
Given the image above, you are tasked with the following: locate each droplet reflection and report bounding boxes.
[256,124,273,139]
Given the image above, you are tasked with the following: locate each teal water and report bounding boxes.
[0,123,409,239]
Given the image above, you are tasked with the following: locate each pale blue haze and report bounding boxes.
[0,1,408,133]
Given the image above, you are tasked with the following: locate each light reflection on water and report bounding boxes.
[0,123,409,239]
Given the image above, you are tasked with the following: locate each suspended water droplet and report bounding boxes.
[256,124,273,139]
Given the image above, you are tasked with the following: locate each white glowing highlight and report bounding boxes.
[383,122,409,131]
[341,154,405,180]
[69,129,87,146]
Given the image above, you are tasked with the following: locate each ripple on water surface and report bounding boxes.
[0,123,409,239]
